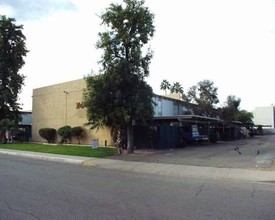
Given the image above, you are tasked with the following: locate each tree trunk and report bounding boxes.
[127,123,134,154]
[0,131,7,144]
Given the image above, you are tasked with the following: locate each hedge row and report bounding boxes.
[39,126,85,144]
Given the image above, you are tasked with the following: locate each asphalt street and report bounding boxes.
[1,135,275,183]
[1,154,275,220]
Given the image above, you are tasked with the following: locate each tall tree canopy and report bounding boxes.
[0,16,28,122]
[170,82,183,94]
[160,80,189,100]
[0,15,28,143]
[219,95,241,122]
[234,110,254,125]
[170,82,184,100]
[186,79,219,116]
[218,95,253,125]
[84,0,155,153]
[160,79,171,94]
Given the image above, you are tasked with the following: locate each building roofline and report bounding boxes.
[20,111,32,114]
[153,114,223,123]
[153,93,197,107]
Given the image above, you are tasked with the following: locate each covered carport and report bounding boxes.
[134,115,224,149]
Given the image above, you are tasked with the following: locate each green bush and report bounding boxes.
[57,126,72,144]
[39,128,57,143]
[71,126,85,144]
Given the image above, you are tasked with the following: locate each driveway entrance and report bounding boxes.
[110,135,275,170]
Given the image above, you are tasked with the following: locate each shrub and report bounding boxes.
[57,125,72,144]
[71,126,85,144]
[39,128,57,143]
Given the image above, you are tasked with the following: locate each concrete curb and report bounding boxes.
[1,149,275,182]
[0,149,84,165]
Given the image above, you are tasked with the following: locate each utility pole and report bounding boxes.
[63,91,69,125]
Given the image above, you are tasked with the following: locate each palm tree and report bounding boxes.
[171,82,183,99]
[160,79,171,94]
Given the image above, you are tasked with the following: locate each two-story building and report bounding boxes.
[32,78,241,148]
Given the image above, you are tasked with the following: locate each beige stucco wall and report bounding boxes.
[32,78,113,146]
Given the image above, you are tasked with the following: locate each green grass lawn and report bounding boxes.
[0,143,119,158]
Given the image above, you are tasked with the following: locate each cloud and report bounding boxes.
[0,0,76,20]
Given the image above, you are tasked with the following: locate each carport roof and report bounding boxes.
[153,115,223,124]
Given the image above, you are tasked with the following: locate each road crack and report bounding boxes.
[195,182,206,197]
[251,189,256,198]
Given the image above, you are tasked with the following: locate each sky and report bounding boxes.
[1,0,275,112]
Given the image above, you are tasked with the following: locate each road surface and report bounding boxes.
[1,154,275,220]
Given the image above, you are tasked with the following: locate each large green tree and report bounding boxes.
[218,95,253,126]
[235,110,254,125]
[0,16,28,123]
[84,0,155,153]
[186,79,219,116]
[219,95,241,122]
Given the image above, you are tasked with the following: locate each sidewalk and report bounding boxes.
[1,147,275,183]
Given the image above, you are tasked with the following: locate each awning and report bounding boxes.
[153,115,223,124]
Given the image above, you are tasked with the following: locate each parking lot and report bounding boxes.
[110,134,275,170]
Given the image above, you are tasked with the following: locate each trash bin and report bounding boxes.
[92,139,99,149]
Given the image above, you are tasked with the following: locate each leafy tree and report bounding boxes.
[235,110,254,125]
[219,95,241,122]
[160,79,171,94]
[218,95,253,126]
[181,92,191,102]
[0,16,28,123]
[186,85,197,102]
[39,128,57,143]
[226,95,241,109]
[84,0,155,153]
[186,79,219,116]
